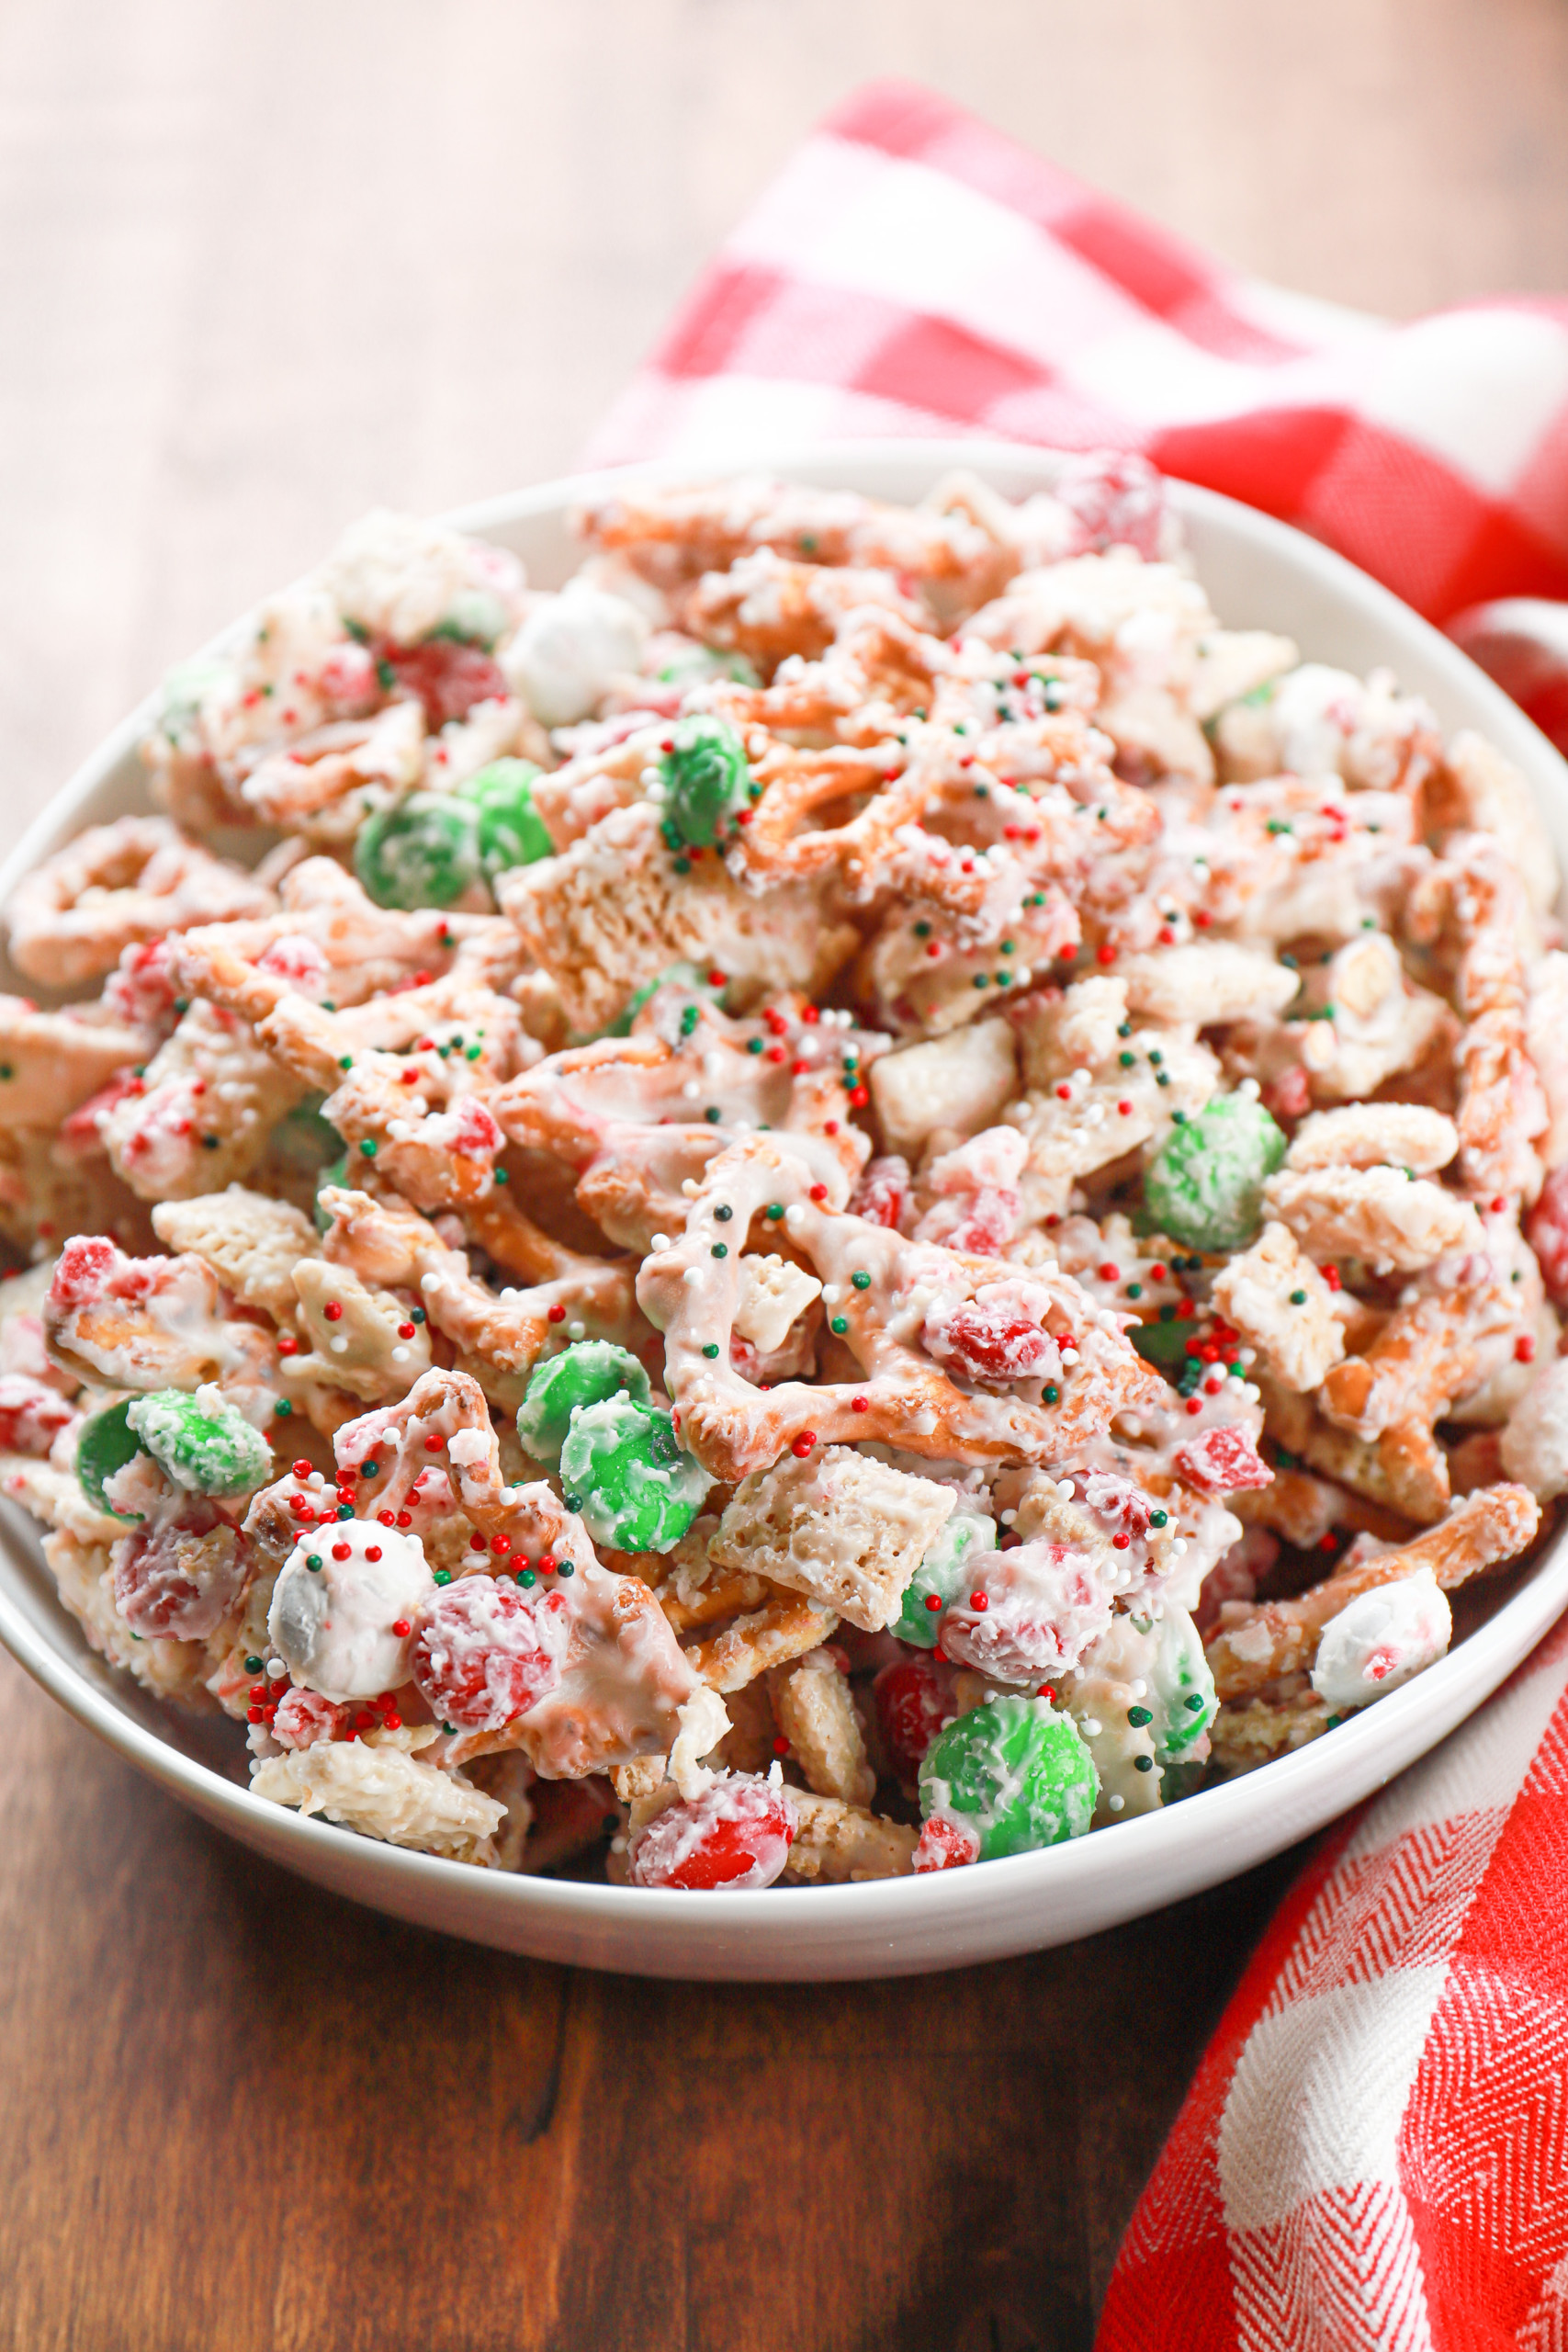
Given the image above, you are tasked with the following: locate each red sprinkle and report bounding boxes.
[969,1592,989,1611]
[332,1543,351,1560]
[1157,926,1176,946]
[323,1303,343,1323]
[539,1555,557,1576]
[291,1460,312,1480]
[424,1434,443,1452]
[1321,1264,1342,1291]
[396,1512,412,1529]
[365,1545,382,1563]
[398,1323,416,1339]
[773,1736,790,1758]
[791,1432,818,1457]
[1118,1100,1133,1115]
[491,1535,511,1555]
[809,1184,828,1201]
[1111,1532,1131,1550]
[851,1396,869,1413]
[924,1594,943,1612]
[1095,943,1116,966]
[1193,911,1213,929]
[1517,1336,1537,1363]
[1184,1398,1202,1415]
[547,1304,567,1323]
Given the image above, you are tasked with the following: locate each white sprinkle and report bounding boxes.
[1131,1679,1147,1699]
[682,1267,704,1285]
[1057,1479,1075,1498]
[330,1337,348,1354]
[999,1510,1017,1526]
[682,1081,702,1101]
[1083,1718,1102,1736]
[391,1346,410,1363]
[266,1658,288,1678]
[821,1283,842,1306]
[420,1272,439,1291]
[650,1234,671,1251]
[1108,1792,1125,1813]
[568,1320,585,1340]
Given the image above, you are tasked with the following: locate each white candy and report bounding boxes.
[1310,1566,1451,1714]
[268,1521,435,1702]
[1501,1357,1568,1501]
[503,582,647,728]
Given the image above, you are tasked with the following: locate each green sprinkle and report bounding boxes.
[495,1168,509,1184]
[765,1203,785,1220]
[557,1562,574,1578]
[1043,1384,1059,1405]
[173,998,189,1015]
[274,1400,292,1417]
[517,1566,536,1588]
[714,1205,733,1221]
[1119,1051,1135,1068]
[702,1343,720,1359]
[359,1138,378,1158]
[1148,1049,1164,1065]
[1134,1754,1155,1773]
[1289,1289,1307,1305]
[411,1307,425,1325]
[673,857,692,875]
[201,1135,220,1149]
[433,1568,452,1586]
[1117,1022,1132,1038]
[244,1656,263,1673]
[1126,1283,1142,1299]
[305,1554,322,1571]
[1127,1705,1153,1727]
[704,1106,722,1124]
[914,922,931,939]
[1184,1692,1206,1711]
[829,1316,848,1335]
[1149,1510,1168,1528]
[851,1271,872,1291]
[1171,1109,1188,1125]
[973,974,989,989]
[338,1056,353,1070]
[711,1243,728,1259]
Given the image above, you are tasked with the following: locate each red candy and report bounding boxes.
[270,1687,346,1750]
[377,637,509,729]
[912,1817,980,1873]
[0,1374,74,1457]
[1173,1423,1273,1496]
[410,1576,570,1735]
[850,1155,911,1232]
[922,1280,1056,1388]
[109,1501,247,1641]
[626,1777,795,1892]
[874,1655,955,1786]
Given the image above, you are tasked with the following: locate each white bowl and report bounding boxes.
[4,438,1566,1982]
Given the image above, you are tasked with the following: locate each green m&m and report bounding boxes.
[457,758,553,876]
[919,1695,1099,1860]
[1143,1093,1287,1255]
[892,1510,998,1648]
[558,1396,711,1554]
[127,1388,274,1498]
[659,716,750,847]
[76,1398,150,1521]
[355,792,484,910]
[515,1341,650,1465]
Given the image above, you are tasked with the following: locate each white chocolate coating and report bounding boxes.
[1310,1566,1451,1714]
[269,1521,434,1702]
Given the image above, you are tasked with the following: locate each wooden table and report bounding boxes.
[5,5,1568,2344]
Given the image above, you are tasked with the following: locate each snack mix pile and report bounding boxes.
[5,456,1566,1890]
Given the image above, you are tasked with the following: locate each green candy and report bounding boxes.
[126,1389,273,1498]
[77,1398,150,1522]
[515,1342,650,1464]
[606,961,728,1040]
[1147,1611,1218,1761]
[656,645,759,690]
[1143,1094,1287,1254]
[919,1695,1099,1860]
[558,1397,710,1554]
[458,758,553,876]
[659,715,750,847]
[892,1510,998,1648]
[355,793,484,910]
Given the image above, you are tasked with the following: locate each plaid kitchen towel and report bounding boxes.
[588,78,1568,628]
[588,82,1568,2346]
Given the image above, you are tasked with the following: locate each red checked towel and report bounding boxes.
[589,81,1568,2348]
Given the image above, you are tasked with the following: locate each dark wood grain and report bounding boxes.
[6,3,1568,2345]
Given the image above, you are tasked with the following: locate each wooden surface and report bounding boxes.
[6,4,1568,2345]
